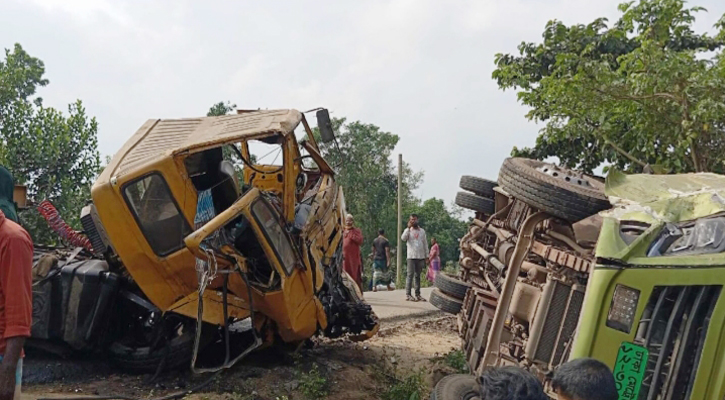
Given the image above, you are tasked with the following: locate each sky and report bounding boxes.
[2,0,724,207]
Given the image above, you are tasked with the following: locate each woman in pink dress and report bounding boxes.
[426,237,441,283]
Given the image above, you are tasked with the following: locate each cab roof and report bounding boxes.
[101,109,302,181]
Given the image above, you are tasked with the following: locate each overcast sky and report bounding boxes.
[2,0,723,207]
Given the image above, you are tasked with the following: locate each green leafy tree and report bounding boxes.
[0,44,100,243]
[493,0,725,173]
[207,101,236,117]
[313,118,423,282]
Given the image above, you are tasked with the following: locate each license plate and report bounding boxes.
[613,342,649,400]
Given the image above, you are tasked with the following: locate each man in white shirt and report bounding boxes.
[401,213,428,302]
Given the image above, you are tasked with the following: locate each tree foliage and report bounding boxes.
[0,44,100,243]
[313,118,467,283]
[493,0,725,174]
[207,101,237,117]
[315,118,422,261]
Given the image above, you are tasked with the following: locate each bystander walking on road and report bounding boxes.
[401,213,428,302]
[0,167,33,400]
[371,229,393,291]
[426,237,440,283]
[552,358,618,400]
[342,214,364,292]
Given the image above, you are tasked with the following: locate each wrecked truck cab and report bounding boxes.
[570,171,725,400]
[80,109,377,371]
[444,160,725,400]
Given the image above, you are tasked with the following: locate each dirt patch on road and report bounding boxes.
[24,314,462,400]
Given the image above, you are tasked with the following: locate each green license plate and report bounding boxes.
[613,342,649,400]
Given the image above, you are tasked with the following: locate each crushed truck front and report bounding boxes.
[571,171,725,400]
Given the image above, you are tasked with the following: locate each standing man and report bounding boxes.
[342,214,364,292]
[371,229,392,292]
[0,166,33,400]
[401,213,427,302]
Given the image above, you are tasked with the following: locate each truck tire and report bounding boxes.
[435,273,471,300]
[498,158,610,222]
[108,328,197,373]
[430,289,463,315]
[459,176,496,199]
[434,374,480,400]
[455,192,495,215]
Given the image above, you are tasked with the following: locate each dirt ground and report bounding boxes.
[23,314,462,400]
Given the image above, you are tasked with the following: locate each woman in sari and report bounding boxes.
[426,237,441,283]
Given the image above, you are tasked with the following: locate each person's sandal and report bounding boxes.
[406,295,415,301]
[416,295,426,302]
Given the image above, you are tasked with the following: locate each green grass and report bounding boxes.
[299,364,329,399]
[444,349,469,374]
[381,370,426,400]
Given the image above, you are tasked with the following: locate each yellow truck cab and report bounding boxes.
[32,109,377,372]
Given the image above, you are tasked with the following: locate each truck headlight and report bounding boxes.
[606,284,640,333]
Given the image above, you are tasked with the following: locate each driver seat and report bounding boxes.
[212,160,240,213]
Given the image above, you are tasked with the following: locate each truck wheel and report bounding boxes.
[108,325,198,373]
[430,289,463,315]
[459,176,497,199]
[498,157,610,222]
[434,374,480,400]
[455,192,495,215]
[435,273,471,300]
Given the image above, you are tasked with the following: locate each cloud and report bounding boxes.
[2,0,724,207]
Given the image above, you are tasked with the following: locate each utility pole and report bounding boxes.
[396,153,403,288]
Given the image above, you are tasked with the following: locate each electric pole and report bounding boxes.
[396,153,403,288]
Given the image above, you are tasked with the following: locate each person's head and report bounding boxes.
[431,237,437,245]
[0,166,18,223]
[378,228,385,236]
[345,214,354,227]
[479,366,548,400]
[551,358,618,400]
[409,213,419,228]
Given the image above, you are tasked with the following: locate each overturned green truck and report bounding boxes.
[432,158,725,400]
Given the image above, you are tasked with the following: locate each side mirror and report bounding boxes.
[316,109,335,143]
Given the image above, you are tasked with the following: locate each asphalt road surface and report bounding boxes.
[364,287,439,322]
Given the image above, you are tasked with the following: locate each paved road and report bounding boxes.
[363,287,440,322]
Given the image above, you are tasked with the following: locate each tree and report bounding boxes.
[493,0,725,174]
[0,44,100,243]
[207,101,236,117]
[313,118,423,282]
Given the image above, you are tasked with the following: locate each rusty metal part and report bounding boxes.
[505,199,532,232]
[470,243,506,272]
[498,241,515,264]
[524,276,558,362]
[469,202,513,242]
[481,211,549,369]
[510,280,541,322]
[484,224,514,242]
[546,230,590,256]
[530,241,592,274]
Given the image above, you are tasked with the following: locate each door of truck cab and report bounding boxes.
[184,188,319,341]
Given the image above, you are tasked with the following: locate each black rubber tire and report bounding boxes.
[498,157,610,222]
[455,192,495,215]
[434,374,480,400]
[435,273,471,300]
[430,289,463,315]
[459,176,497,199]
[108,328,198,373]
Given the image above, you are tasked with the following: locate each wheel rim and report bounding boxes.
[535,164,592,187]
